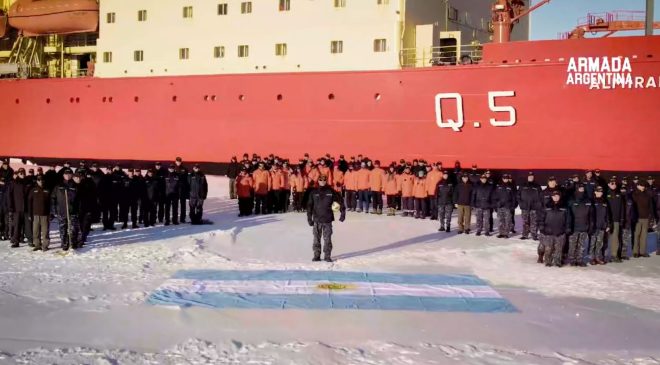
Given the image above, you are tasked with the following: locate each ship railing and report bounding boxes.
[577,10,646,28]
[399,44,483,68]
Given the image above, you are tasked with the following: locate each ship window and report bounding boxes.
[179,48,190,60]
[138,10,147,22]
[279,0,290,11]
[448,6,458,21]
[103,52,112,63]
[331,40,343,54]
[377,0,389,4]
[183,6,193,18]
[241,2,252,14]
[334,0,346,8]
[275,43,287,56]
[218,3,228,15]
[373,39,387,52]
[134,50,144,62]
[106,12,116,23]
[238,45,249,58]
[214,46,225,59]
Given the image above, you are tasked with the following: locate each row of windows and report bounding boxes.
[105,0,390,23]
[101,40,386,63]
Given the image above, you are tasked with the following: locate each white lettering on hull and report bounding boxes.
[566,57,657,89]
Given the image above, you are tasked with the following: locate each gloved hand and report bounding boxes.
[339,214,345,222]
[308,219,314,227]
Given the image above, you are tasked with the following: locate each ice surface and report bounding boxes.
[0,165,659,364]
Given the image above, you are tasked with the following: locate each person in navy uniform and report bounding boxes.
[51,169,80,251]
[538,190,570,267]
[174,157,190,223]
[436,171,454,233]
[164,164,181,226]
[591,186,610,265]
[142,169,161,227]
[605,178,625,262]
[568,184,592,266]
[7,168,28,247]
[27,176,51,251]
[472,174,493,236]
[188,164,208,224]
[307,175,345,262]
[494,174,517,239]
[518,172,542,240]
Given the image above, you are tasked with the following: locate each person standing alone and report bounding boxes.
[307,175,345,262]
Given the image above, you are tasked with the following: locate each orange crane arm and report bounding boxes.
[570,21,660,38]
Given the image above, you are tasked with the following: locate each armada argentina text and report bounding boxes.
[566,56,660,90]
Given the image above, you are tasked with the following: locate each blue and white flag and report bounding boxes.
[148,270,517,313]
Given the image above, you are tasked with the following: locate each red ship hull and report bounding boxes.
[1,36,659,171]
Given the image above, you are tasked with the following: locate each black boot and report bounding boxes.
[445,227,450,233]
[324,256,333,263]
[312,256,321,262]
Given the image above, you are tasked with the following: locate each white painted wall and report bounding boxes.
[96,0,403,78]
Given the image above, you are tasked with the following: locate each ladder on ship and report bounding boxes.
[6,35,43,78]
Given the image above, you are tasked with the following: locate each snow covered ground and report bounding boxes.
[1,168,659,364]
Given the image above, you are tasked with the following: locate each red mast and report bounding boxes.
[492,0,551,43]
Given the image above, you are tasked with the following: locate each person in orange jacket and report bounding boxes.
[343,164,358,211]
[369,160,386,215]
[252,162,271,215]
[289,167,307,212]
[303,162,320,209]
[384,165,400,216]
[236,169,254,217]
[270,164,286,213]
[399,166,415,217]
[426,164,443,220]
[414,170,429,219]
[317,159,333,187]
[334,167,345,195]
[356,162,371,213]
[306,162,320,188]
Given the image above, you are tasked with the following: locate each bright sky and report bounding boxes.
[530,0,660,40]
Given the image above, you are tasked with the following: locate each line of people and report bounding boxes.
[0,158,208,252]
[229,154,660,266]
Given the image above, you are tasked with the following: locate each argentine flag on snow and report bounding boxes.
[148,270,517,313]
